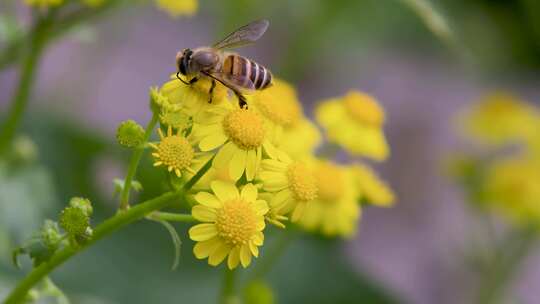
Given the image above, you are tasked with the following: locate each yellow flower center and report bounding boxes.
[223,109,265,150]
[156,135,194,170]
[343,91,384,127]
[314,162,344,202]
[287,162,318,202]
[255,82,302,127]
[216,199,257,245]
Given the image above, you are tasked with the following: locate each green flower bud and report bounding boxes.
[116,120,145,148]
[12,135,37,163]
[159,104,190,130]
[150,86,170,113]
[59,207,90,237]
[243,280,274,304]
[69,197,93,217]
[41,220,62,250]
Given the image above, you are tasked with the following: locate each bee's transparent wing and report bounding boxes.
[213,19,269,50]
[205,71,256,94]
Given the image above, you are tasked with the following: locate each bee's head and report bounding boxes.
[176,48,193,76]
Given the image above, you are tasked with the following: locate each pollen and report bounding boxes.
[223,109,265,150]
[343,91,384,127]
[314,162,344,202]
[287,162,318,202]
[151,127,194,176]
[216,199,257,245]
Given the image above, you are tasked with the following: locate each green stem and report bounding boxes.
[147,212,196,222]
[4,190,183,304]
[119,113,159,210]
[477,227,537,304]
[183,155,215,190]
[220,268,237,304]
[0,15,52,155]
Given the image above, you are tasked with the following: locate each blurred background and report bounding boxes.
[1,0,540,303]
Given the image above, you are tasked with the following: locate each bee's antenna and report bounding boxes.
[176,72,189,85]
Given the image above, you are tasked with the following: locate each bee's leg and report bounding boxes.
[208,79,216,104]
[189,77,199,85]
[234,91,248,109]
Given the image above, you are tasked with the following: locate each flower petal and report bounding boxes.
[227,246,241,269]
[240,244,252,268]
[214,141,236,169]
[255,220,266,231]
[229,148,247,181]
[199,133,228,151]
[189,223,218,241]
[241,184,258,202]
[290,202,306,222]
[245,149,257,181]
[252,231,264,246]
[193,237,221,259]
[248,241,259,257]
[194,192,222,208]
[192,205,217,222]
[211,180,239,202]
[253,199,269,216]
[208,242,231,266]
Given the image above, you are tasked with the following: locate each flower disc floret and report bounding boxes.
[216,199,258,245]
[287,162,318,202]
[343,91,384,127]
[223,109,265,150]
[151,127,196,177]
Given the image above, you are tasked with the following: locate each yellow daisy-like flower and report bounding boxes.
[457,92,539,146]
[298,160,361,237]
[352,163,395,207]
[154,0,197,17]
[150,126,205,177]
[484,156,540,224]
[189,181,268,269]
[259,154,318,223]
[160,75,229,117]
[191,101,284,182]
[316,91,389,161]
[24,0,62,7]
[279,118,322,159]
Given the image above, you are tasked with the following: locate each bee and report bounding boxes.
[175,19,273,109]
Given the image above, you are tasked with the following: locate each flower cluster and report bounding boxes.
[453,92,540,225]
[141,74,395,269]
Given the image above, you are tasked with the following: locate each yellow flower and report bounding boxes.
[457,92,539,146]
[259,154,318,224]
[24,0,62,7]
[484,156,540,224]
[191,101,285,182]
[150,126,205,177]
[279,118,321,159]
[189,181,268,269]
[316,91,389,161]
[352,163,395,207]
[154,0,197,17]
[250,79,321,158]
[298,160,361,237]
[159,103,190,130]
[160,76,229,117]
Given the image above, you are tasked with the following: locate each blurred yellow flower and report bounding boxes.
[352,163,395,207]
[280,117,322,159]
[191,102,285,182]
[457,92,539,146]
[189,182,268,269]
[24,0,62,7]
[298,160,360,237]
[154,0,197,17]
[316,91,389,161]
[160,76,229,117]
[150,126,205,177]
[259,154,318,224]
[484,156,540,224]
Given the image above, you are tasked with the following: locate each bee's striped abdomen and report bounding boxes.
[223,55,272,90]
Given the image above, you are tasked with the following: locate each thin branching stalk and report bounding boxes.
[119,112,159,210]
[0,14,53,155]
[147,212,196,222]
[4,190,183,304]
[220,268,237,304]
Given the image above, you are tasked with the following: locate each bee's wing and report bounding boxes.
[206,71,256,94]
[213,19,269,50]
